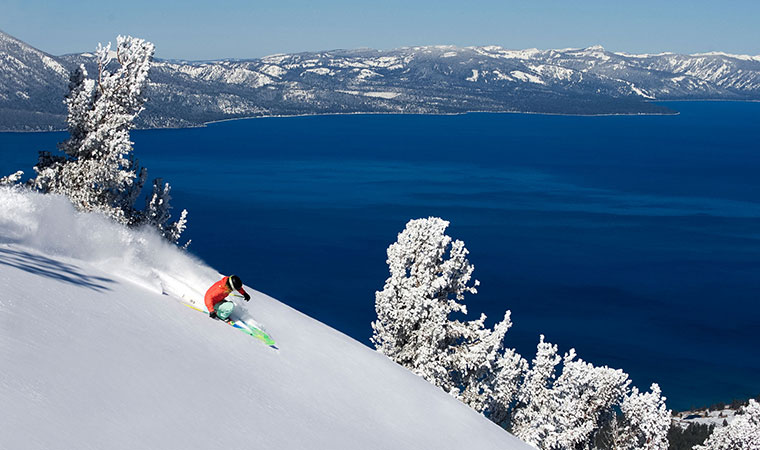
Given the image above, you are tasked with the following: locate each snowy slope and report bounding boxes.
[0,187,531,450]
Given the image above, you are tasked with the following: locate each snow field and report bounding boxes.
[0,187,531,450]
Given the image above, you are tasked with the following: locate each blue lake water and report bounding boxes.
[2,101,759,410]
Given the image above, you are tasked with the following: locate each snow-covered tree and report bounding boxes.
[511,336,633,450]
[695,399,760,450]
[371,217,521,412]
[486,343,528,426]
[59,64,96,159]
[546,350,630,449]
[452,311,527,416]
[604,383,671,450]
[372,218,672,449]
[372,217,479,377]
[510,335,563,447]
[32,37,152,223]
[0,171,24,186]
[143,178,189,244]
[29,36,187,244]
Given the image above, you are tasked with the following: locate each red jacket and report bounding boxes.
[204,276,248,312]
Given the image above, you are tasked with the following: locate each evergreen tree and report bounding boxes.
[608,383,671,450]
[547,350,630,449]
[510,335,562,447]
[597,384,671,450]
[695,399,760,450]
[371,217,520,412]
[486,343,528,426]
[372,217,672,450]
[371,217,479,380]
[452,311,526,417]
[511,337,635,450]
[144,178,188,244]
[29,36,187,243]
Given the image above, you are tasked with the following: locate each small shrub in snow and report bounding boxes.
[0,171,24,186]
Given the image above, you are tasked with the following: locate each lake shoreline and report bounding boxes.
[0,105,690,134]
[14,98,760,134]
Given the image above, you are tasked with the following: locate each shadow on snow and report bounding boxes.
[0,247,115,292]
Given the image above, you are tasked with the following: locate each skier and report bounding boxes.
[204,275,251,320]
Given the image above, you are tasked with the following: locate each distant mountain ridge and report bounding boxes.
[0,31,69,130]
[2,30,760,131]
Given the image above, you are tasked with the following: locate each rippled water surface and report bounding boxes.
[2,101,759,409]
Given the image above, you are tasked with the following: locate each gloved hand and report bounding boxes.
[209,310,218,319]
[243,293,251,302]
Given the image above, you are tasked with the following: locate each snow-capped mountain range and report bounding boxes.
[2,29,760,131]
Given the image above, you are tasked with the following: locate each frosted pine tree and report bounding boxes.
[372,218,521,400]
[372,217,528,424]
[451,311,528,421]
[486,344,528,426]
[33,37,153,223]
[371,218,673,445]
[695,399,760,450]
[544,350,630,449]
[510,335,562,447]
[59,64,96,160]
[30,36,187,244]
[144,179,189,244]
[511,337,634,450]
[32,65,96,195]
[604,383,671,450]
[372,217,480,387]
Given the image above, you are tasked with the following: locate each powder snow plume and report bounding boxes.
[0,186,217,302]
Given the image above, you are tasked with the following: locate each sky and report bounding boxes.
[1,0,759,60]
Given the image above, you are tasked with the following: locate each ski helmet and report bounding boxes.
[228,275,243,290]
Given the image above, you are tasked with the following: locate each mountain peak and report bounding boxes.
[584,44,606,52]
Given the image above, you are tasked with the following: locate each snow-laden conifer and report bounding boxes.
[372,218,672,449]
[604,383,671,450]
[33,37,153,223]
[511,337,634,450]
[510,335,562,447]
[486,345,528,426]
[371,217,522,414]
[695,399,760,450]
[372,218,478,376]
[452,311,525,415]
[29,36,187,244]
[59,65,96,159]
[143,178,189,244]
[545,350,630,449]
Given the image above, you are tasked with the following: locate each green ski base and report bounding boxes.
[184,303,278,349]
